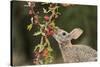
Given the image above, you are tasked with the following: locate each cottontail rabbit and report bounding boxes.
[53,28,97,63]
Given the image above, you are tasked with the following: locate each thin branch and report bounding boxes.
[48,6,59,24]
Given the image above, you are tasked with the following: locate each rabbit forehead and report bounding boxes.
[57,28,68,35]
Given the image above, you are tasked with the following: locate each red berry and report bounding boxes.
[48,30,54,36]
[43,28,54,36]
[49,30,54,36]
[44,15,49,21]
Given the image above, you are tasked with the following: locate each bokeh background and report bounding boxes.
[11,1,97,66]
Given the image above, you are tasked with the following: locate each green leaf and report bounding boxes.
[40,24,45,28]
[27,24,32,31]
[39,59,43,64]
[48,56,54,63]
[33,31,42,36]
[43,8,51,13]
[34,44,44,52]
[48,47,53,52]
[47,10,51,13]
[39,45,44,52]
[43,8,47,13]
[41,32,45,36]
[50,21,55,26]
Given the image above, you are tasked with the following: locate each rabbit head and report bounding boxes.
[53,27,83,45]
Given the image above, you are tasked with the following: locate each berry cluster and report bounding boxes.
[25,2,61,65]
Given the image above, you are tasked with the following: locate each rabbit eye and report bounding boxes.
[62,32,66,36]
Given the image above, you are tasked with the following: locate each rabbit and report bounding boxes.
[53,27,97,63]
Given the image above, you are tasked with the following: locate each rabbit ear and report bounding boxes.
[69,28,83,39]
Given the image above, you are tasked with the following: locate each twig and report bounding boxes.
[48,5,59,24]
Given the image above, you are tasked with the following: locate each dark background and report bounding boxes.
[11,1,97,66]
